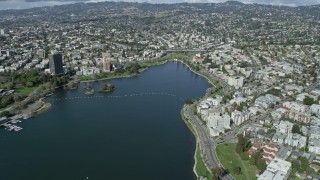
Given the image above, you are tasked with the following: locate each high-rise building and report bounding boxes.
[102,52,111,72]
[49,52,64,75]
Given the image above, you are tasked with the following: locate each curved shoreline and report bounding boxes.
[6,59,214,178]
[181,106,213,179]
[80,59,215,179]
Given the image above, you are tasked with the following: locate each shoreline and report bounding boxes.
[70,59,216,179]
[175,60,215,87]
[79,60,168,83]
[77,59,216,179]
[8,98,51,123]
[180,107,199,177]
[181,106,213,179]
[2,59,215,178]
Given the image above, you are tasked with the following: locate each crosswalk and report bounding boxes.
[50,92,185,102]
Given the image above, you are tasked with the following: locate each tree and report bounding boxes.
[291,160,300,172]
[292,124,301,134]
[240,152,249,160]
[236,134,250,154]
[184,99,193,104]
[256,159,267,172]
[303,96,316,105]
[0,110,10,117]
[236,134,245,153]
[233,167,241,175]
[299,157,309,172]
[212,167,225,177]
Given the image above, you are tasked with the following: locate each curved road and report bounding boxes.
[184,104,233,180]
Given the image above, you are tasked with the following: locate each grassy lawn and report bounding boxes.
[15,86,37,96]
[195,143,213,179]
[216,143,257,180]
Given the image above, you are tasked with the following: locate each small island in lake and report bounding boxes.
[84,84,94,95]
[98,81,115,93]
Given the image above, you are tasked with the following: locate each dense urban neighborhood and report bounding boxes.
[1,1,320,180]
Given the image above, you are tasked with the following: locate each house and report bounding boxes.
[262,143,279,164]
[248,140,262,157]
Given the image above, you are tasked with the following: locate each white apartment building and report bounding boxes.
[231,110,250,126]
[227,76,244,89]
[258,158,292,180]
[207,113,231,137]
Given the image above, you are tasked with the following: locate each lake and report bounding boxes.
[0,62,211,180]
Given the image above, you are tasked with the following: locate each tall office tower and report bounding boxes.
[102,52,111,72]
[49,52,64,75]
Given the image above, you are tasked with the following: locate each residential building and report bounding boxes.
[275,121,293,134]
[258,158,292,180]
[272,132,287,144]
[207,112,231,137]
[284,133,307,149]
[262,143,279,164]
[282,101,311,123]
[248,140,262,157]
[228,76,244,89]
[310,127,320,139]
[311,104,320,116]
[49,52,64,75]
[231,110,250,125]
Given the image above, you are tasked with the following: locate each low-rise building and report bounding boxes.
[311,104,320,116]
[262,143,279,164]
[275,121,293,134]
[282,101,311,123]
[310,127,320,139]
[272,132,287,144]
[248,140,262,157]
[258,158,292,180]
[284,133,307,149]
[309,138,320,154]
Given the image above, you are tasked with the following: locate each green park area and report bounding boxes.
[216,143,257,180]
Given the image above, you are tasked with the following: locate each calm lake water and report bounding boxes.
[0,62,211,180]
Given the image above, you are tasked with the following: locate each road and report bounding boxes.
[184,104,233,180]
